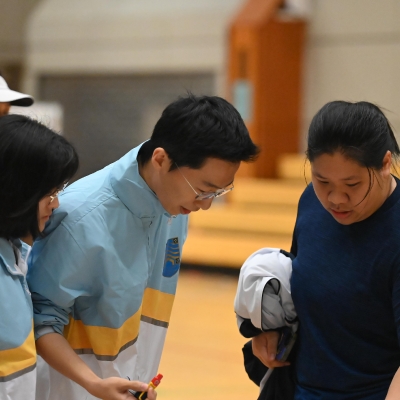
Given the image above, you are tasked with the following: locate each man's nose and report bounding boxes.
[196,197,213,211]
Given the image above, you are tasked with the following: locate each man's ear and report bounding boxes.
[151,147,172,172]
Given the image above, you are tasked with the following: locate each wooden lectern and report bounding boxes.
[228,0,306,178]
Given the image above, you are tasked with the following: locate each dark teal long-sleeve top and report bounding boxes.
[291,177,400,399]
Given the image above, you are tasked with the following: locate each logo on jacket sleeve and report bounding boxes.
[163,237,181,277]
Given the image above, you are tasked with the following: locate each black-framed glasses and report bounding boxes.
[175,163,234,201]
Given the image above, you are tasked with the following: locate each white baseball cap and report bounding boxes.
[0,76,34,107]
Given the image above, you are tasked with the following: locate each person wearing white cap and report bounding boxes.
[0,74,34,117]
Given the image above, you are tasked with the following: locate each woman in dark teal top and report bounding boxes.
[292,175,400,399]
[253,101,400,399]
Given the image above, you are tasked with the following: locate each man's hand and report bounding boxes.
[36,333,158,400]
[87,377,157,400]
[252,330,291,369]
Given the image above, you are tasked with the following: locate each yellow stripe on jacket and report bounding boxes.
[64,288,175,358]
[0,324,36,378]
[142,287,175,323]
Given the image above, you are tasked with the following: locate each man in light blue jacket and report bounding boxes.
[27,94,259,400]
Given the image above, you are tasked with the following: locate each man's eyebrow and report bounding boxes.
[202,180,234,189]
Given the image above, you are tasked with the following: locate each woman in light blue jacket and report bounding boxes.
[0,114,78,400]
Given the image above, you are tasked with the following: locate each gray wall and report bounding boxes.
[26,0,238,178]
[9,0,400,157]
[24,0,243,97]
[303,0,400,147]
[0,0,41,89]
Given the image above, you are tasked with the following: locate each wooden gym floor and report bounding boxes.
[157,269,259,399]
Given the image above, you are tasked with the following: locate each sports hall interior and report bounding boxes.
[2,0,400,398]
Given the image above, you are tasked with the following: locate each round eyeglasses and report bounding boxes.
[175,163,234,201]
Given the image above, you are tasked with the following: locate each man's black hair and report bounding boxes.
[138,93,259,170]
[0,114,79,239]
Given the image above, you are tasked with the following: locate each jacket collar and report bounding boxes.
[0,237,21,275]
[109,143,169,219]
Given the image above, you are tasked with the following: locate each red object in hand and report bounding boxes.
[150,374,163,388]
[130,374,163,399]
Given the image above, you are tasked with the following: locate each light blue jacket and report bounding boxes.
[27,143,188,399]
[0,238,36,399]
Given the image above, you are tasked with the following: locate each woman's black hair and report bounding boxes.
[306,101,400,168]
[137,93,259,170]
[0,114,79,239]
